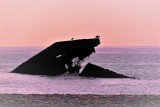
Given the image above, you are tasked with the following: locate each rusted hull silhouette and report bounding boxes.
[11,37,133,78]
[11,38,100,75]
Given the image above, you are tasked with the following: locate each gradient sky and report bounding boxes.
[0,0,159,46]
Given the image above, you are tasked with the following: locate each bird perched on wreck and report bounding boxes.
[95,35,100,39]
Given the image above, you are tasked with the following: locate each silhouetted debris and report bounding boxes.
[79,63,131,78]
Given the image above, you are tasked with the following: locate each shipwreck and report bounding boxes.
[11,36,132,78]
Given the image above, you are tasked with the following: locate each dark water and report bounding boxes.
[0,47,160,95]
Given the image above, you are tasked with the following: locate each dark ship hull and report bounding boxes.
[11,38,100,75]
[11,37,133,78]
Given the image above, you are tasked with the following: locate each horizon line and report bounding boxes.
[0,46,160,48]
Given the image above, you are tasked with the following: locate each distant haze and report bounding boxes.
[0,0,159,46]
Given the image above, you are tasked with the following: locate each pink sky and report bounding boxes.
[0,0,159,46]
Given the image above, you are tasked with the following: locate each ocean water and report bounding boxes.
[0,47,160,95]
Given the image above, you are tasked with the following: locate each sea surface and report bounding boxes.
[0,46,160,95]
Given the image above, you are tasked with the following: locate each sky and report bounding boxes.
[0,0,159,47]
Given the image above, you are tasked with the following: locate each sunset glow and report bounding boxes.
[0,0,159,46]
